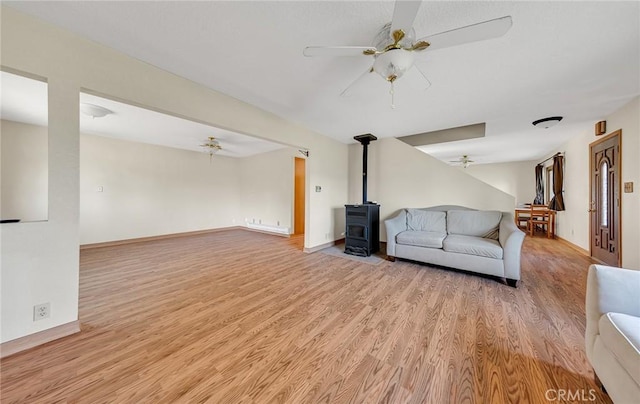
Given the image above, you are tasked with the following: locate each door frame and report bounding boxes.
[589,129,622,266]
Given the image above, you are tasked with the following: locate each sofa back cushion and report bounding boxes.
[406,209,446,233]
[447,210,502,239]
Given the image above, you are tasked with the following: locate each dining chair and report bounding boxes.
[528,204,552,238]
[516,206,530,230]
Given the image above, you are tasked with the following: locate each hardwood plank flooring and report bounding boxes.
[1,230,610,403]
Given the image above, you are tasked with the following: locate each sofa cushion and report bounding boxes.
[396,231,447,248]
[406,209,446,233]
[599,312,640,386]
[442,234,503,259]
[447,210,502,239]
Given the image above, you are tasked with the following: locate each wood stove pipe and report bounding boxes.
[353,134,378,204]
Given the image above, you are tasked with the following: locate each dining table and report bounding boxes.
[514,206,557,238]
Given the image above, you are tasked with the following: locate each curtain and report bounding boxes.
[549,155,565,211]
[534,164,544,204]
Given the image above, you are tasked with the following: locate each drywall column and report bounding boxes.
[1,79,80,343]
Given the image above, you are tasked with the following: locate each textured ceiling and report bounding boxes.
[78,93,287,158]
[0,71,286,158]
[6,1,640,165]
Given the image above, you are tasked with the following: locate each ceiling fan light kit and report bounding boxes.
[373,48,415,83]
[303,1,513,108]
[532,116,563,129]
[201,136,222,163]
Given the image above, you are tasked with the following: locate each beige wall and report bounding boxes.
[1,7,348,343]
[239,148,299,232]
[80,134,242,244]
[349,138,516,242]
[465,160,537,206]
[1,120,48,222]
[545,97,639,269]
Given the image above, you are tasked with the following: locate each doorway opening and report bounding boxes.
[294,157,306,237]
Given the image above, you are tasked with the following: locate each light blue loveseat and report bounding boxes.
[384,205,525,287]
[585,264,640,403]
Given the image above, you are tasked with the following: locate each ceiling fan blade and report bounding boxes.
[390,1,422,37]
[416,16,512,52]
[340,67,376,97]
[303,46,376,57]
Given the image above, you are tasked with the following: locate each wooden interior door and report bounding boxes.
[589,130,621,267]
[294,157,306,235]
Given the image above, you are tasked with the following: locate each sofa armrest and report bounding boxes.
[384,210,407,257]
[585,264,640,358]
[499,212,525,281]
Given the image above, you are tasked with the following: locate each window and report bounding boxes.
[601,160,608,227]
[545,165,554,204]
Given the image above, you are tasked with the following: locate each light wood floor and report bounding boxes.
[1,230,610,403]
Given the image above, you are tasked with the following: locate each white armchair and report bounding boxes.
[585,264,640,403]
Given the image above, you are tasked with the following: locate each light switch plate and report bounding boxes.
[624,182,633,193]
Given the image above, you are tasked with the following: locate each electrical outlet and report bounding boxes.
[33,303,50,321]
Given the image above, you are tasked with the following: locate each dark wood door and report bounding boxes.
[590,130,621,266]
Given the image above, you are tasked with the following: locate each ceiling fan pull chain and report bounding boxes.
[390,81,395,109]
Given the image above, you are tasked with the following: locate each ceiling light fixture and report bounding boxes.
[80,102,113,119]
[372,48,416,109]
[532,116,563,129]
[201,136,222,163]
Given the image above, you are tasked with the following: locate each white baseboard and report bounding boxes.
[1,320,81,358]
[245,222,290,236]
[304,238,345,253]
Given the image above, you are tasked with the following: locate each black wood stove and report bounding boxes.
[345,134,380,257]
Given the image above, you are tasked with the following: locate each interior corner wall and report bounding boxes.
[80,134,241,245]
[238,148,297,232]
[1,6,348,344]
[545,96,639,269]
[349,138,516,242]
[1,120,48,222]
[465,160,538,205]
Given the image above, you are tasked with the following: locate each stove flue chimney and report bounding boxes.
[353,133,377,204]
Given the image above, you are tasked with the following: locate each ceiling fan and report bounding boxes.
[303,1,512,107]
[449,155,475,168]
